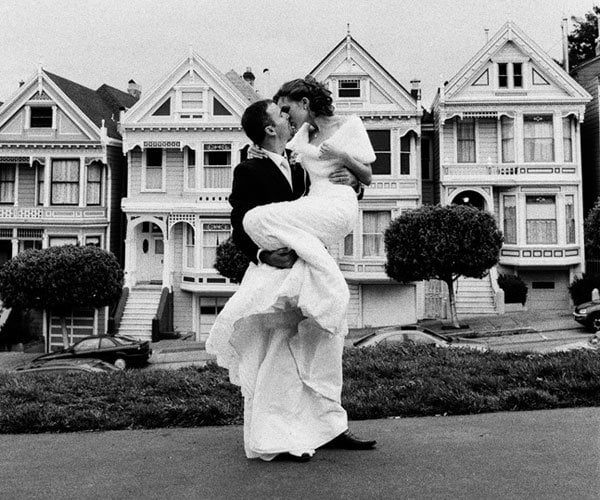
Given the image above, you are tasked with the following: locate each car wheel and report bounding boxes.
[589,313,600,333]
[114,358,127,370]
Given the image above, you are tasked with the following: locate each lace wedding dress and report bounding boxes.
[206,115,376,459]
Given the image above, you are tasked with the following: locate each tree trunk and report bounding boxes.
[445,277,460,329]
[60,315,69,349]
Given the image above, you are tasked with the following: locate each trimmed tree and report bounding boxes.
[385,204,503,328]
[0,245,123,348]
[214,237,250,284]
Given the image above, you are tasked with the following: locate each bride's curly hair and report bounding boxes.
[273,76,334,117]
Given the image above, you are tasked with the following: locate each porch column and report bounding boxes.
[162,232,173,288]
[124,219,136,287]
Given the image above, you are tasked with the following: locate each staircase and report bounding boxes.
[455,275,498,317]
[117,285,162,341]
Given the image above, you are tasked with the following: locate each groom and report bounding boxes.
[229,99,376,461]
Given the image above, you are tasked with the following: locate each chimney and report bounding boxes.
[18,80,24,87]
[242,67,255,87]
[562,18,569,72]
[127,79,141,100]
[410,79,421,101]
[484,28,489,43]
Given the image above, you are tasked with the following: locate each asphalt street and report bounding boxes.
[0,408,598,499]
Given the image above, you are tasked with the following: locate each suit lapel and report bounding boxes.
[262,157,293,194]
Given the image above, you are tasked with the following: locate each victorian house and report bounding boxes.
[118,52,258,341]
[309,33,426,327]
[433,22,590,311]
[0,67,137,350]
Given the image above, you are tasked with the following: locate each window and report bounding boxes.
[49,236,78,247]
[181,90,203,110]
[524,115,554,162]
[186,148,196,189]
[85,236,101,247]
[86,162,102,206]
[421,137,431,180]
[343,232,354,256]
[362,211,391,257]
[367,130,391,175]
[0,165,15,204]
[213,97,232,116]
[51,159,79,205]
[204,144,231,189]
[457,119,476,163]
[501,117,515,163]
[144,148,163,190]
[400,135,411,175]
[526,196,556,244]
[202,223,231,268]
[36,163,44,205]
[153,98,171,116]
[30,106,52,128]
[563,117,573,163]
[498,63,508,88]
[513,63,523,88]
[503,195,517,244]
[338,79,361,98]
[20,240,42,252]
[565,195,575,244]
[185,224,195,268]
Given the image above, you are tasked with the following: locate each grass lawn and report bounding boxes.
[1,345,599,433]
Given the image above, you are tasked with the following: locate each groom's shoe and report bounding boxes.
[273,452,312,462]
[320,430,377,450]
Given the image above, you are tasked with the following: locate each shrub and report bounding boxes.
[568,273,600,305]
[497,274,528,305]
[214,237,250,284]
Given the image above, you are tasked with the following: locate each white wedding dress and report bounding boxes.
[206,115,376,459]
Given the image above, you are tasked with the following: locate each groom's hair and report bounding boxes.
[241,99,274,146]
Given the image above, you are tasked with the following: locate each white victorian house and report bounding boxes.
[310,33,426,326]
[118,51,258,340]
[433,22,591,311]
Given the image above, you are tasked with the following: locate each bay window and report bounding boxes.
[457,119,476,163]
[204,144,231,189]
[362,211,391,257]
[503,196,517,244]
[144,148,163,190]
[524,115,554,162]
[563,117,573,163]
[186,148,196,189]
[343,232,354,256]
[565,195,575,244]
[501,116,515,163]
[526,196,556,244]
[185,225,195,268]
[367,130,391,175]
[202,223,231,269]
[86,162,102,206]
[400,135,410,175]
[0,165,16,204]
[36,163,44,205]
[51,159,79,205]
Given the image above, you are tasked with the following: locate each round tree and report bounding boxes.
[0,245,124,348]
[214,237,250,284]
[385,204,503,328]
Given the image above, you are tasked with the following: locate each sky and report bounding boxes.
[0,0,597,108]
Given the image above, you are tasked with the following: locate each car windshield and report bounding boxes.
[111,336,137,345]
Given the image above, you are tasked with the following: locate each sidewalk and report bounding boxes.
[1,407,597,499]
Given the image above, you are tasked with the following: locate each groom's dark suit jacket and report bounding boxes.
[229,156,309,264]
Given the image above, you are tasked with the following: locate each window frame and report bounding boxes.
[142,148,166,192]
[201,222,231,270]
[337,79,361,99]
[85,162,103,206]
[502,195,517,245]
[183,147,197,191]
[367,129,392,176]
[29,106,54,128]
[0,164,16,205]
[456,118,476,164]
[50,159,80,206]
[361,210,392,258]
[525,195,557,245]
[400,134,411,175]
[203,143,232,190]
[523,115,555,163]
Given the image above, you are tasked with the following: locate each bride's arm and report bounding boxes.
[319,142,372,185]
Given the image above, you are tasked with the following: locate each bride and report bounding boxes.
[207,76,376,460]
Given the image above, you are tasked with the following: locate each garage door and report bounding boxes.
[518,270,570,311]
[362,284,416,327]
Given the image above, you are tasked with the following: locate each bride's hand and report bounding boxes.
[319,142,347,162]
[247,144,269,159]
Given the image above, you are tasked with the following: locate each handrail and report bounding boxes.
[152,287,173,342]
[108,287,129,335]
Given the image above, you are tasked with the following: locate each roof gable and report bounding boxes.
[310,35,419,115]
[442,21,590,103]
[122,51,259,126]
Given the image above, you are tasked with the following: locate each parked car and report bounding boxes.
[32,335,152,369]
[573,300,600,332]
[351,325,488,351]
[15,358,120,374]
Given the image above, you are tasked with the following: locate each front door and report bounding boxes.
[137,222,164,283]
[0,240,12,266]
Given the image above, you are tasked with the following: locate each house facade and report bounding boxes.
[433,22,590,311]
[0,67,137,349]
[118,52,258,341]
[309,34,426,326]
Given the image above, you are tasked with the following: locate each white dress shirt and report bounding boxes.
[263,150,293,189]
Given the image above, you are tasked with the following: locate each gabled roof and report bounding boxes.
[225,70,261,102]
[96,84,138,111]
[442,21,590,102]
[45,71,134,139]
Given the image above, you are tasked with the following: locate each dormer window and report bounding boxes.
[338,79,361,98]
[497,63,524,89]
[30,106,53,128]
